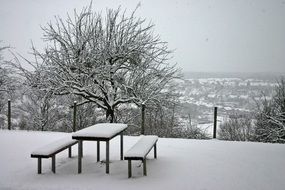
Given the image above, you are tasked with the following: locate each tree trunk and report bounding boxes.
[141,104,145,135]
[106,109,115,123]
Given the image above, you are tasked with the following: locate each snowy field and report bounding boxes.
[0,130,285,190]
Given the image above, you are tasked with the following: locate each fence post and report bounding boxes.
[213,107,217,138]
[141,103,145,135]
[73,101,77,132]
[8,99,11,130]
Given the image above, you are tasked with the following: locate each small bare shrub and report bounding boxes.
[218,113,255,141]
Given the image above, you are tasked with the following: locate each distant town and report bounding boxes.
[176,72,284,134]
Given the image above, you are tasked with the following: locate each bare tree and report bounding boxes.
[0,45,15,96]
[28,4,177,123]
[271,79,285,127]
[0,66,11,98]
[9,52,58,131]
[0,45,17,110]
[255,78,285,143]
[218,113,255,141]
[125,65,180,133]
[0,44,20,128]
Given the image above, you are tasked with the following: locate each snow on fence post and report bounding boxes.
[73,101,77,132]
[141,103,145,135]
[8,99,11,130]
[213,107,217,138]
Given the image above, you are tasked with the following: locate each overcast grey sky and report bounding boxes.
[1,0,285,73]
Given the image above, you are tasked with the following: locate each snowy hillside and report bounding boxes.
[0,130,285,190]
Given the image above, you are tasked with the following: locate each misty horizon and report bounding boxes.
[1,0,285,73]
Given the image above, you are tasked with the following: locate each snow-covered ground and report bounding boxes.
[1,130,285,190]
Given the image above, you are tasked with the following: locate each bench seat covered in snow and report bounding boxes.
[31,137,78,174]
[124,135,158,178]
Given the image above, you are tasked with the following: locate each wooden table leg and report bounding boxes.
[97,141,100,162]
[128,160,132,178]
[154,143,157,159]
[38,158,42,174]
[68,146,72,158]
[52,155,56,173]
[120,133,123,160]
[106,140,109,174]
[78,140,82,174]
[143,159,147,176]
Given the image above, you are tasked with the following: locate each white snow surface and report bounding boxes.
[72,123,127,138]
[31,136,77,156]
[124,135,158,158]
[1,130,285,190]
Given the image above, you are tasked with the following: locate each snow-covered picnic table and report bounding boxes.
[72,123,128,174]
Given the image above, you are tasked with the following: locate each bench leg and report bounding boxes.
[106,140,110,174]
[120,133,123,160]
[154,143,157,159]
[97,141,100,162]
[128,160,132,178]
[143,159,147,176]
[82,141,84,157]
[78,140,83,174]
[38,158,42,174]
[68,146,72,158]
[52,155,56,173]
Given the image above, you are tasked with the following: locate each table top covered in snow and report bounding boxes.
[72,123,128,140]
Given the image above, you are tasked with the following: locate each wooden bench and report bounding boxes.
[31,137,78,174]
[124,135,158,178]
